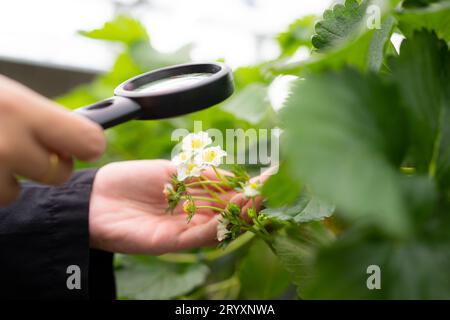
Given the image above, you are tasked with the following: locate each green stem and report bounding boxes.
[247,226,270,242]
[212,167,235,190]
[158,231,255,263]
[197,205,224,212]
[246,222,276,254]
[261,235,277,255]
[212,166,227,183]
[429,108,444,178]
[182,195,226,205]
[204,275,240,296]
[248,196,271,239]
[185,180,227,187]
[180,274,240,300]
[201,174,227,194]
[200,183,224,204]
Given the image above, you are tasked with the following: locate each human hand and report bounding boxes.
[0,75,106,205]
[89,160,263,255]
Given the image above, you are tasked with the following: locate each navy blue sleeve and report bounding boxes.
[0,170,115,300]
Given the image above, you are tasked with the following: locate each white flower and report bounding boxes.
[182,132,212,152]
[194,146,227,167]
[177,162,205,181]
[243,181,261,198]
[217,218,231,242]
[171,150,192,166]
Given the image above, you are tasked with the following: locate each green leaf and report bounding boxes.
[275,196,450,299]
[277,15,316,56]
[400,175,438,226]
[261,163,302,207]
[438,108,450,190]
[275,24,387,75]
[367,15,397,71]
[273,1,402,75]
[302,227,450,299]
[221,83,271,124]
[55,85,97,110]
[233,65,270,89]
[116,255,209,300]
[389,30,450,184]
[238,239,292,299]
[312,0,368,51]
[79,15,149,45]
[307,29,376,72]
[130,41,192,71]
[272,222,335,296]
[402,0,447,8]
[101,51,143,87]
[281,68,410,236]
[261,191,334,223]
[397,2,450,42]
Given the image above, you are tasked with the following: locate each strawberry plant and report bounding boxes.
[59,0,450,299]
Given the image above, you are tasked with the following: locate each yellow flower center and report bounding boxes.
[203,150,217,162]
[250,182,259,189]
[191,138,202,149]
[180,152,187,161]
[187,163,196,173]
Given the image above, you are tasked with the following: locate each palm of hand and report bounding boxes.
[89,160,240,255]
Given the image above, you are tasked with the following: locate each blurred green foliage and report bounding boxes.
[57,14,285,300]
[57,0,450,299]
[278,0,450,299]
[57,16,273,169]
[276,15,316,56]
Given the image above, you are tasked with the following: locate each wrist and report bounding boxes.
[88,167,103,251]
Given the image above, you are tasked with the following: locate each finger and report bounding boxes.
[176,215,220,251]
[228,193,264,224]
[228,194,251,223]
[256,165,279,181]
[0,120,73,185]
[0,169,19,206]
[15,141,73,186]
[0,76,106,162]
[32,109,106,162]
[241,195,264,215]
[2,125,74,185]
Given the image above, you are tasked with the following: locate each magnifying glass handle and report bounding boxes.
[74,96,141,129]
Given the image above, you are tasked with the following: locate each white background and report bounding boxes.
[0,0,335,71]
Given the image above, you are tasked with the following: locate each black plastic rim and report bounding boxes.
[113,62,234,120]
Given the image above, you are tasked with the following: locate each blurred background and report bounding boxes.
[2,0,448,300]
[0,0,336,299]
[0,0,339,171]
[0,0,333,97]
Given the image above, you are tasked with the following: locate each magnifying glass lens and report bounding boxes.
[75,62,233,128]
[133,73,212,93]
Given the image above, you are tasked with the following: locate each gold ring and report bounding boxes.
[42,153,60,184]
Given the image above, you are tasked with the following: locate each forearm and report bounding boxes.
[0,169,115,299]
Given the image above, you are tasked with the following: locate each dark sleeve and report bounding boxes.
[0,170,115,300]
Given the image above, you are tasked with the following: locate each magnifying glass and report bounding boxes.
[74,62,234,129]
